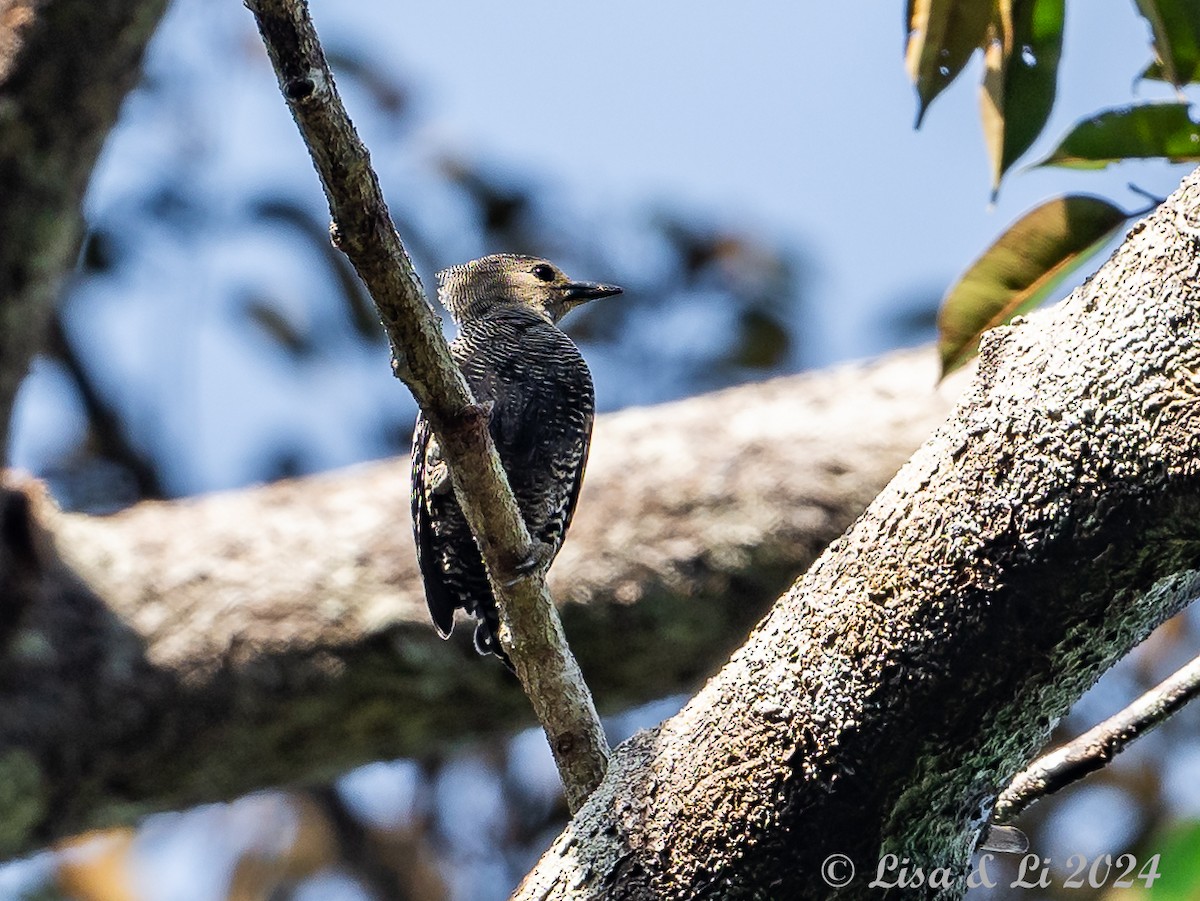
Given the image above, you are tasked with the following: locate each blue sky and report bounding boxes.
[11,0,1197,495]
[316,0,1191,363]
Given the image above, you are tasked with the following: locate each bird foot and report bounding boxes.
[502,541,554,586]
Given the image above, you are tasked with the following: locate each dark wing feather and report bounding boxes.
[559,411,593,539]
[477,318,594,556]
[411,414,457,637]
[410,310,593,660]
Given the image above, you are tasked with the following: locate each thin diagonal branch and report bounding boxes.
[993,650,1200,823]
[243,0,608,811]
[43,311,165,501]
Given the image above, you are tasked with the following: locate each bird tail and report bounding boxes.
[473,617,515,673]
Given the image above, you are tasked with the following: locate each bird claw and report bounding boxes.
[469,399,495,422]
[502,542,553,586]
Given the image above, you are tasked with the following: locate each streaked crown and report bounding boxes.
[436,253,621,325]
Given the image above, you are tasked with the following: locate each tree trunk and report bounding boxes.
[514,172,1200,899]
[0,0,169,457]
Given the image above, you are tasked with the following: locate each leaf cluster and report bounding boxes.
[907,0,1200,375]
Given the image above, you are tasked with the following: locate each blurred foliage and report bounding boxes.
[908,0,1200,376]
[1100,819,1200,900]
[34,17,811,512]
[249,198,384,347]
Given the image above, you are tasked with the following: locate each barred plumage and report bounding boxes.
[411,254,621,665]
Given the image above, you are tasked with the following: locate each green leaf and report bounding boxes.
[1038,102,1200,168]
[937,195,1128,377]
[1138,820,1200,900]
[730,309,791,369]
[244,296,315,359]
[1108,820,1200,900]
[1142,56,1200,83]
[906,0,993,125]
[251,198,384,344]
[1134,0,1200,89]
[981,0,1065,192]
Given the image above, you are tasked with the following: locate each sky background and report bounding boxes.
[316,0,1185,360]
[11,0,1196,496]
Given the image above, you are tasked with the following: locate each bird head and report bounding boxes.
[436,254,622,325]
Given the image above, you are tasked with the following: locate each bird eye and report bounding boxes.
[532,263,555,282]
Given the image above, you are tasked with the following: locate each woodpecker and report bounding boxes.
[411,254,622,665]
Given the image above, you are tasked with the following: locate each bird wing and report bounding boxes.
[478,324,593,555]
[411,414,457,637]
[559,413,593,539]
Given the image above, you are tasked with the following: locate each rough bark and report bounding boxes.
[514,174,1200,899]
[0,0,169,458]
[0,346,953,857]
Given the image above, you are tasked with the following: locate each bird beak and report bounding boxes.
[562,281,623,303]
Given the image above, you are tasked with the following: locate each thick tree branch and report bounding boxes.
[243,0,607,809]
[0,0,169,457]
[515,173,1200,898]
[993,650,1200,823]
[0,347,952,857]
